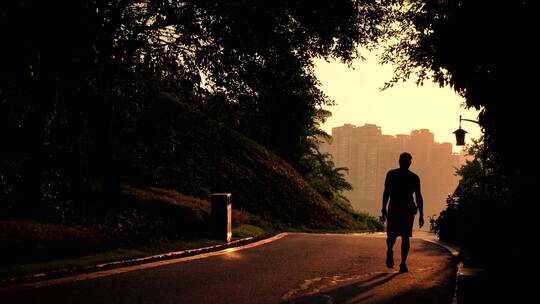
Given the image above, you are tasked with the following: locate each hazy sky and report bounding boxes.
[314,50,482,152]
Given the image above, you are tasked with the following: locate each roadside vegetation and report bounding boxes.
[1,2,394,280]
[431,138,509,269]
[0,91,382,281]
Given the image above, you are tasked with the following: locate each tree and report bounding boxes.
[1,1,395,218]
[383,1,535,296]
[380,0,535,194]
[177,1,392,164]
[0,1,195,216]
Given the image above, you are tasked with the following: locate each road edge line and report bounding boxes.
[414,234,461,304]
[0,232,289,292]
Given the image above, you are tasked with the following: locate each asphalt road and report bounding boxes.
[1,233,457,304]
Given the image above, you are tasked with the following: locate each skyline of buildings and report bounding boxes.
[319,123,467,222]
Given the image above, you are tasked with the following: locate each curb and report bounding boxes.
[414,232,485,304]
[414,233,461,304]
[0,232,284,289]
[454,265,486,303]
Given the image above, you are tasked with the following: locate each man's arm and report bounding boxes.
[415,176,424,228]
[381,172,390,222]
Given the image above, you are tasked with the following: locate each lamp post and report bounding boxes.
[453,115,481,146]
[454,115,486,198]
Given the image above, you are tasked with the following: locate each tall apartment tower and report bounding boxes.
[320,124,464,222]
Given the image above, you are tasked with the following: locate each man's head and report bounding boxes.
[399,152,412,169]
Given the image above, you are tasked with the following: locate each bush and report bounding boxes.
[432,193,510,268]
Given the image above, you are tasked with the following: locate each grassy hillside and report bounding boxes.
[1,94,381,271]
[120,94,380,231]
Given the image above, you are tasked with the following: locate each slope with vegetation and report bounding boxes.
[0,96,381,275]
[0,1,391,274]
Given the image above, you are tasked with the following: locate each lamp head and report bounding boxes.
[454,128,468,146]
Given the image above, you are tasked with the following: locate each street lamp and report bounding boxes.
[454,115,480,146]
[454,115,486,197]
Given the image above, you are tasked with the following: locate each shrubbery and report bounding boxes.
[431,138,514,268]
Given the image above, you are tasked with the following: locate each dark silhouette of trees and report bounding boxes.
[383,1,535,298]
[380,0,535,194]
[1,1,394,220]
[432,138,507,267]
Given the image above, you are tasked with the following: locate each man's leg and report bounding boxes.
[386,235,396,268]
[400,236,410,273]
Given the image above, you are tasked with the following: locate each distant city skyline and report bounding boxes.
[314,49,482,152]
[320,123,466,228]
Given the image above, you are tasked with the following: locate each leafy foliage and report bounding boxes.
[0,1,393,220]
[118,95,369,230]
[380,0,535,195]
[431,139,511,268]
[300,150,352,199]
[381,1,535,279]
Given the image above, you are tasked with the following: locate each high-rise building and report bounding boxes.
[320,124,464,225]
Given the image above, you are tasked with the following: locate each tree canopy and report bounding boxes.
[1,1,395,217]
[380,0,536,204]
[384,1,535,296]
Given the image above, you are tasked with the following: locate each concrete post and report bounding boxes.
[210,193,232,242]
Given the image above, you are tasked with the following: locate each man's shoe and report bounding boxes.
[386,250,394,268]
[399,262,408,273]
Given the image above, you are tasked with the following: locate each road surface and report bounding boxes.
[0,233,457,304]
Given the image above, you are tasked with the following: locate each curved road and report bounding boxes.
[1,233,456,304]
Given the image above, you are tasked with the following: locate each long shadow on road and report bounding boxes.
[282,239,457,304]
[282,272,399,304]
[411,242,453,257]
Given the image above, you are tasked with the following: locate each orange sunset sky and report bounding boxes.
[315,49,482,153]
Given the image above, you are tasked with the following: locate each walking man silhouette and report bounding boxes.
[381,152,424,273]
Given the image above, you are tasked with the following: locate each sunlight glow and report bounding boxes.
[314,50,481,152]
